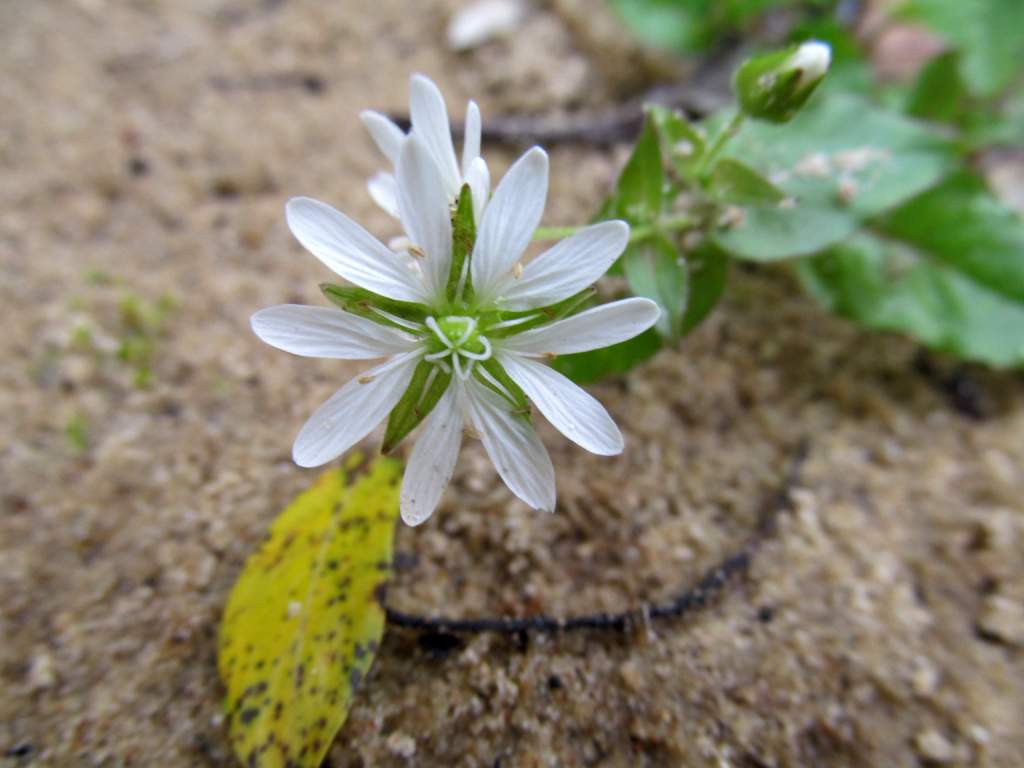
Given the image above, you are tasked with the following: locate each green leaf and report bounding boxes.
[218,455,401,768]
[552,327,662,384]
[902,0,1024,97]
[623,235,687,342]
[606,0,807,54]
[711,93,956,261]
[879,174,1024,305]
[681,240,730,333]
[446,184,476,303]
[605,0,707,53]
[798,175,1024,367]
[905,51,967,124]
[382,361,452,453]
[605,114,664,225]
[708,158,786,203]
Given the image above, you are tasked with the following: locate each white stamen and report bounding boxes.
[475,362,515,403]
[421,365,440,396]
[425,348,454,362]
[425,316,453,348]
[487,314,541,331]
[460,335,492,361]
[371,306,424,332]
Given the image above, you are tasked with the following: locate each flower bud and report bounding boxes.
[734,41,832,123]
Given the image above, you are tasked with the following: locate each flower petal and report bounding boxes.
[286,196,427,303]
[471,147,549,303]
[400,384,463,526]
[462,100,481,176]
[409,73,461,199]
[494,220,630,310]
[464,156,490,225]
[501,298,660,355]
[396,135,453,305]
[292,352,420,468]
[367,172,400,218]
[251,304,419,359]
[360,110,405,165]
[464,377,555,511]
[498,352,623,455]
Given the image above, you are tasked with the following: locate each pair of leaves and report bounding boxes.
[799,174,1024,367]
[711,92,956,261]
[218,455,402,768]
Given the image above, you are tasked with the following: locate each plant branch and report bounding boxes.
[386,440,809,634]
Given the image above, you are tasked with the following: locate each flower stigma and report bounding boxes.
[424,315,493,380]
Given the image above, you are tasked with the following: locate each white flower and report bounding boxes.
[360,74,490,223]
[253,132,658,526]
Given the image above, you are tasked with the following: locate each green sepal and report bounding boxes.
[446,184,476,304]
[381,360,452,453]
[320,284,428,328]
[476,358,530,413]
[482,288,595,339]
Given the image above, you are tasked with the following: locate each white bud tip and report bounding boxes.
[789,41,832,81]
[446,0,526,51]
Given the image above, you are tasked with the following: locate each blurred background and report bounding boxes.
[2,1,1022,765]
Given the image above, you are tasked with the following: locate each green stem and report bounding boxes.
[698,111,746,179]
[532,225,583,241]
[534,215,695,245]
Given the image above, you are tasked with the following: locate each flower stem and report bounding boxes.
[534,215,695,245]
[698,110,746,179]
[532,225,583,241]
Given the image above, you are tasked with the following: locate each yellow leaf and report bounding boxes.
[218,452,401,768]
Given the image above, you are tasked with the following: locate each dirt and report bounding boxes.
[2,1,1023,767]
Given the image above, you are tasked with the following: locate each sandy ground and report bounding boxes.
[2,1,1023,766]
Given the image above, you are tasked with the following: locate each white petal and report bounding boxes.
[286,197,427,303]
[360,110,405,165]
[292,353,420,468]
[471,147,549,303]
[464,156,490,225]
[464,377,555,511]
[409,73,461,199]
[498,352,623,455]
[367,172,400,218]
[400,385,463,526]
[462,100,481,176]
[396,136,453,305]
[494,220,630,310]
[501,298,660,355]
[251,305,419,359]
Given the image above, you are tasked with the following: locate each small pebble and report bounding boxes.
[914,729,954,763]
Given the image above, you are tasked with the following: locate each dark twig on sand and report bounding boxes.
[386,440,809,634]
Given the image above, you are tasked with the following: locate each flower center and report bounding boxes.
[425,315,492,380]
